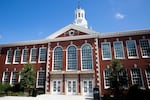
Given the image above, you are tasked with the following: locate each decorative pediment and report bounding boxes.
[46,24,99,39]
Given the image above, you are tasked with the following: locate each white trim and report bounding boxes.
[101,42,112,60]
[145,69,150,89]
[80,43,93,71]
[66,80,78,95]
[46,24,98,40]
[29,48,38,63]
[130,68,145,89]
[52,46,63,71]
[38,47,47,63]
[51,79,62,95]
[66,44,78,71]
[10,71,13,85]
[5,49,13,64]
[81,79,94,96]
[21,48,29,64]
[36,69,45,88]
[126,40,139,59]
[139,39,150,58]
[45,42,50,93]
[113,41,125,59]
[13,49,21,64]
[103,69,110,89]
[0,27,150,48]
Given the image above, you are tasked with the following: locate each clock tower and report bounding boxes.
[74,3,88,28]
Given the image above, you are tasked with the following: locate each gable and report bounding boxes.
[46,24,99,39]
[56,29,89,38]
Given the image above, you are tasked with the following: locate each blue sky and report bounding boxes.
[0,0,150,43]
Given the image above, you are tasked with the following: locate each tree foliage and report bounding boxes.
[20,62,35,90]
[109,59,127,95]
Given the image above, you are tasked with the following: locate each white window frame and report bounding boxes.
[103,68,111,89]
[145,68,150,89]
[81,43,93,71]
[38,47,47,63]
[2,71,10,84]
[10,71,18,86]
[21,49,29,64]
[101,42,112,60]
[139,39,150,58]
[126,40,139,59]
[36,70,45,88]
[30,48,38,63]
[113,41,125,59]
[5,49,13,64]
[130,68,144,89]
[66,45,78,71]
[13,49,21,64]
[52,46,63,71]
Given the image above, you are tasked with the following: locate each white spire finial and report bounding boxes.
[73,1,88,28]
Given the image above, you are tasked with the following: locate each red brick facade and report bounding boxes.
[0,25,150,96]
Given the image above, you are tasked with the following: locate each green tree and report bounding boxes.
[20,62,35,95]
[109,59,127,96]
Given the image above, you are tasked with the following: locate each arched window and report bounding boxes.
[53,46,63,70]
[67,45,77,70]
[81,44,93,70]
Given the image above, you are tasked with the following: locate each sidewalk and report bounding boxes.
[0,94,93,100]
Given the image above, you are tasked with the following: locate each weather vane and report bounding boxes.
[78,0,81,8]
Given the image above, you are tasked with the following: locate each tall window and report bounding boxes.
[39,47,47,63]
[126,40,138,58]
[67,45,77,70]
[118,69,128,88]
[53,47,63,70]
[145,67,150,89]
[113,41,125,59]
[21,49,29,63]
[37,70,45,88]
[11,71,17,85]
[81,44,93,70]
[3,71,10,84]
[131,68,143,88]
[30,48,38,63]
[104,68,111,89]
[6,49,13,64]
[139,39,150,58]
[101,42,112,60]
[13,49,21,64]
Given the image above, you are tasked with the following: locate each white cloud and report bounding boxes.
[38,32,44,36]
[115,13,125,19]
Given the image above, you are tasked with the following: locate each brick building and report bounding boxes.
[0,6,150,96]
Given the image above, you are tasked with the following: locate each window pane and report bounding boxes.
[3,71,10,84]
[30,48,38,62]
[82,44,93,70]
[146,68,150,89]
[37,70,45,87]
[6,50,13,64]
[139,39,150,58]
[104,68,111,89]
[22,49,29,63]
[11,71,17,85]
[114,41,125,59]
[101,42,112,60]
[67,46,77,70]
[14,49,21,63]
[126,40,138,58]
[53,47,63,70]
[131,68,143,87]
[39,48,47,62]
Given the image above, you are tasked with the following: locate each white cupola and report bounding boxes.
[74,3,88,28]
